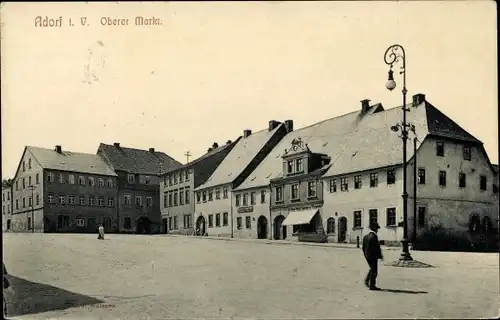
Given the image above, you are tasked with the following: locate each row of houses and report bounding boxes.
[161,93,499,246]
[3,93,498,247]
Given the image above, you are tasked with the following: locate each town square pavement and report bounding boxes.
[3,233,499,319]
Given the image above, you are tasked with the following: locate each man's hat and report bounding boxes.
[370,222,381,230]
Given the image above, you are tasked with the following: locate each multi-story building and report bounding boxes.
[97,143,182,234]
[2,179,13,231]
[193,120,293,237]
[233,94,498,246]
[160,138,240,235]
[10,145,119,233]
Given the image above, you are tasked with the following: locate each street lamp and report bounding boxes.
[28,185,35,233]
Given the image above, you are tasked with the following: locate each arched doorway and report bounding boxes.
[468,214,481,233]
[6,219,11,230]
[196,216,206,236]
[326,217,335,234]
[136,217,151,234]
[338,217,347,242]
[257,216,268,239]
[274,215,287,240]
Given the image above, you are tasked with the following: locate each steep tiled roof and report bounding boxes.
[27,146,117,176]
[98,143,182,175]
[235,100,477,191]
[493,164,499,174]
[194,124,284,190]
[425,103,481,143]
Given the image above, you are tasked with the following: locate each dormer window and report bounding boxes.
[127,174,135,184]
[296,158,303,172]
[287,160,295,174]
[436,141,444,157]
[307,181,316,198]
[463,146,471,161]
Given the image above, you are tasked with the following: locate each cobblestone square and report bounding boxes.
[3,233,499,319]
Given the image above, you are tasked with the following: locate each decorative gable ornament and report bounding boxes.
[283,138,310,156]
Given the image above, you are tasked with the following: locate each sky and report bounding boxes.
[1,1,497,178]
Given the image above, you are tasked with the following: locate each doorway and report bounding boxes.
[338,217,347,242]
[257,216,268,239]
[136,217,151,234]
[162,219,168,234]
[196,215,206,236]
[274,215,287,240]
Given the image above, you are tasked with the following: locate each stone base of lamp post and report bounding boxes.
[385,239,435,268]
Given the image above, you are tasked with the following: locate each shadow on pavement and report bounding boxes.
[381,288,428,294]
[4,275,104,317]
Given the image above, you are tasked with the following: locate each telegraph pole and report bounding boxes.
[185,151,192,163]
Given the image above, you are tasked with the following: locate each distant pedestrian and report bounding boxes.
[362,222,383,290]
[98,224,105,240]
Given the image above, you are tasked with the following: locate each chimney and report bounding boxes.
[284,120,294,133]
[212,142,219,149]
[361,99,371,114]
[207,147,213,153]
[412,93,426,107]
[226,140,232,145]
[243,129,252,138]
[149,148,155,152]
[55,145,62,153]
[113,142,120,147]
[268,120,280,131]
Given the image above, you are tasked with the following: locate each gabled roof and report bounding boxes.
[163,138,242,174]
[194,124,285,191]
[235,99,483,191]
[26,146,117,176]
[493,164,499,174]
[97,143,182,175]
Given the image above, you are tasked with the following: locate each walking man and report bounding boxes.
[97,224,105,240]
[362,222,383,290]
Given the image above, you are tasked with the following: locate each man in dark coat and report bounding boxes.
[362,222,383,290]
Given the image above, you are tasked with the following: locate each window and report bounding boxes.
[459,172,466,188]
[296,158,303,172]
[22,197,26,208]
[124,194,131,205]
[250,192,256,205]
[79,176,85,185]
[98,197,104,206]
[223,187,228,199]
[178,173,183,183]
[463,146,471,161]
[223,212,228,226]
[36,194,40,205]
[275,186,283,202]
[68,195,75,205]
[208,189,213,201]
[168,193,173,206]
[58,195,65,204]
[57,215,70,229]
[185,189,190,204]
[307,181,316,198]
[27,217,31,230]
[439,171,446,186]
[124,216,132,229]
[22,178,25,189]
[59,174,65,184]
[243,193,248,206]
[287,160,296,174]
[79,196,85,205]
[208,214,214,227]
[15,180,18,190]
[28,176,32,186]
[386,208,396,226]
[245,216,251,229]
[436,141,444,157]
[28,158,32,169]
[185,214,192,228]
[387,169,396,184]
[136,196,142,207]
[168,217,173,230]
[126,174,135,184]
[215,188,221,200]
[69,174,75,184]
[418,168,426,184]
[329,179,337,193]
[260,190,266,203]
[235,194,241,206]
[417,207,427,228]
[22,161,25,172]
[236,217,242,230]
[326,218,335,233]
[202,191,207,202]
[88,177,95,186]
[173,216,178,230]
[89,196,96,206]
[480,175,487,191]
[185,170,189,181]
[340,178,348,191]
[36,173,39,184]
[370,173,378,187]
[168,175,173,185]
[353,211,362,228]
[173,191,178,206]
[173,173,178,184]
[107,179,113,188]
[196,192,201,203]
[108,198,114,207]
[216,213,221,227]
[354,175,362,189]
[47,173,54,183]
[76,218,85,227]
[164,194,168,207]
[291,184,299,200]
[146,197,152,207]
[28,196,32,206]
[369,209,378,225]
[179,190,184,205]
[15,199,19,209]
[98,178,104,187]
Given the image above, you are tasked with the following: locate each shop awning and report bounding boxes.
[282,209,319,226]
